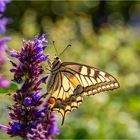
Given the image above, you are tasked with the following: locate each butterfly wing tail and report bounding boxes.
[61,113,65,125]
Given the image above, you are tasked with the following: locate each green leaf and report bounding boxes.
[0,83,18,94]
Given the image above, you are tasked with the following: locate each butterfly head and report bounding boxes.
[51,56,62,69]
[54,55,60,61]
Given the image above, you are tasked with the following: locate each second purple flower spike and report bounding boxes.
[0,34,60,140]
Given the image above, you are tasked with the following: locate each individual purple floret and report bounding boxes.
[0,17,11,34]
[0,37,11,63]
[0,0,11,13]
[0,34,60,139]
[0,74,10,88]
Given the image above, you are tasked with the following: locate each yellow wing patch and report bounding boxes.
[68,75,80,88]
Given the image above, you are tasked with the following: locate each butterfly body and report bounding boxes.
[47,57,119,125]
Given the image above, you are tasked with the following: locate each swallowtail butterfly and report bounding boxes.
[47,56,119,125]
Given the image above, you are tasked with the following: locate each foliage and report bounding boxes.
[0,83,18,93]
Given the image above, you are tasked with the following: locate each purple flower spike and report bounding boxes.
[0,0,12,87]
[0,34,60,139]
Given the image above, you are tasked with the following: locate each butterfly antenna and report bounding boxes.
[52,41,59,56]
[59,44,71,57]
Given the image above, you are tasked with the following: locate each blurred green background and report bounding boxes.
[0,0,140,139]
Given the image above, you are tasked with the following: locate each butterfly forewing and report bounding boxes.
[47,61,119,125]
[61,62,119,94]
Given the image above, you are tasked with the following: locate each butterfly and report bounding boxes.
[47,56,120,125]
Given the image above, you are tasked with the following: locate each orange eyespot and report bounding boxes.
[49,97,55,104]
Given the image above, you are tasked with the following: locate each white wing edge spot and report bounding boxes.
[106,85,110,88]
[110,83,114,87]
[88,91,92,95]
[98,87,102,91]
[80,66,88,75]
[89,69,95,77]
[93,89,97,93]
[99,71,106,76]
[115,83,119,87]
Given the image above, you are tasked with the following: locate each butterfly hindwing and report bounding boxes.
[47,61,119,124]
[48,71,84,125]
